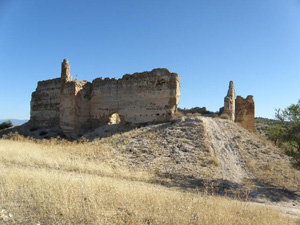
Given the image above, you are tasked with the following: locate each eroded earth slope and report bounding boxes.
[86,116,300,217]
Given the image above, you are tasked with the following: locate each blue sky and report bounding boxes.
[1,0,300,119]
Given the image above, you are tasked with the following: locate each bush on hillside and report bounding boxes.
[266,125,285,146]
[271,100,300,169]
[0,120,12,130]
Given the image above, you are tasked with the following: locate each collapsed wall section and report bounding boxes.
[235,95,255,132]
[30,78,61,128]
[89,68,180,129]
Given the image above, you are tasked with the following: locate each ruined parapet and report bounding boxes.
[30,59,180,138]
[222,81,235,121]
[89,68,180,128]
[235,95,255,132]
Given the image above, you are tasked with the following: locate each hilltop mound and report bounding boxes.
[83,116,300,215]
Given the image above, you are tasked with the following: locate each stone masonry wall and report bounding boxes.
[89,68,180,129]
[220,81,255,132]
[30,59,180,138]
[235,95,255,132]
[60,81,92,138]
[30,78,61,128]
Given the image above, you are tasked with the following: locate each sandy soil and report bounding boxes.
[202,117,251,183]
[202,116,300,219]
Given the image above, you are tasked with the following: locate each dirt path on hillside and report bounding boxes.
[202,117,251,183]
[202,116,300,219]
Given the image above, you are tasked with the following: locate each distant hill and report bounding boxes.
[255,117,287,137]
[255,117,282,126]
[0,119,28,126]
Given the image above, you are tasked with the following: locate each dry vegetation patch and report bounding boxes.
[1,115,300,223]
[0,140,296,224]
[88,117,219,182]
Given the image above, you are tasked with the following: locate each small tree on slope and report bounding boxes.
[0,120,12,130]
[275,100,300,169]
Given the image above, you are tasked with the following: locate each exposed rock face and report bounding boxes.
[30,59,180,138]
[222,81,235,121]
[235,95,255,132]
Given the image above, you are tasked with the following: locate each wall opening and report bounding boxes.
[108,113,121,125]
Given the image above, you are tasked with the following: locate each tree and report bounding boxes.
[0,120,13,130]
[276,100,300,169]
[266,125,285,145]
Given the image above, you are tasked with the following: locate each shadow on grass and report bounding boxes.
[154,172,299,202]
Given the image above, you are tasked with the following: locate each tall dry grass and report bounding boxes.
[0,139,297,224]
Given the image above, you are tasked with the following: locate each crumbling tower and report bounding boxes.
[220,81,255,132]
[60,58,75,136]
[222,81,235,121]
[61,58,72,88]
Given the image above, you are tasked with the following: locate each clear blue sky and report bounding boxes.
[1,0,300,120]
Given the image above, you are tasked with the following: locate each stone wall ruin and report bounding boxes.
[30,59,255,137]
[221,81,255,132]
[30,59,180,138]
[235,95,255,132]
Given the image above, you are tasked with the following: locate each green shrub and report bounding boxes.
[266,125,285,145]
[273,100,300,169]
[0,120,13,130]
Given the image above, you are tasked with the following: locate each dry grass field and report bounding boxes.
[0,116,300,224]
[0,139,297,225]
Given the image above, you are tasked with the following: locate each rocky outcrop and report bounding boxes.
[30,59,180,138]
[235,95,255,132]
[222,81,235,121]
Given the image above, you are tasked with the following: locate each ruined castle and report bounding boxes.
[30,59,180,138]
[221,81,255,132]
[30,59,254,138]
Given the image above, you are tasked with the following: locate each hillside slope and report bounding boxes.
[1,140,296,224]
[84,116,300,216]
[1,115,300,219]
[88,116,299,186]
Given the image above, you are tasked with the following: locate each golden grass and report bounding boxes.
[0,139,151,183]
[0,139,297,224]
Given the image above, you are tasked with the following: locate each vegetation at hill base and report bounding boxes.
[0,120,12,130]
[263,100,300,169]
